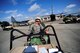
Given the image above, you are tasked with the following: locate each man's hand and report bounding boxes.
[45,28,49,34]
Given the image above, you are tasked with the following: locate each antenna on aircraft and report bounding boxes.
[50,0,56,21]
[51,0,53,14]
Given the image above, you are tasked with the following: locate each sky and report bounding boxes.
[0,0,80,23]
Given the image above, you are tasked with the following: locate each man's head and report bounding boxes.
[35,19,41,25]
[36,17,41,20]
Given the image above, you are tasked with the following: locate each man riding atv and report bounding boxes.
[27,17,49,44]
[10,17,63,53]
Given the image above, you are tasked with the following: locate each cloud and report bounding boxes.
[5,10,23,18]
[27,0,36,4]
[5,14,27,23]
[0,10,17,22]
[12,0,17,5]
[57,10,61,13]
[5,10,17,14]
[17,14,23,17]
[66,4,76,9]
[64,4,76,13]
[5,10,18,17]
[11,13,23,18]
[28,3,40,12]
[1,10,29,23]
[28,3,49,16]
[5,10,23,21]
[25,17,28,18]
[1,16,11,23]
[7,16,11,19]
[64,9,71,13]
[44,12,49,15]
[36,9,46,15]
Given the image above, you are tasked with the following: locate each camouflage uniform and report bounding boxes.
[29,22,48,44]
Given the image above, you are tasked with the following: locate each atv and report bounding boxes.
[9,25,63,53]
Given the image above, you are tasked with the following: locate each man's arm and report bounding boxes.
[40,22,49,34]
[29,24,34,34]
